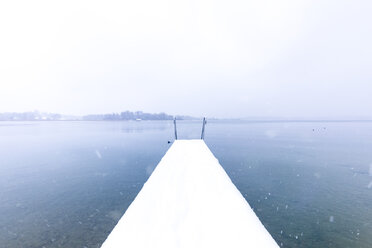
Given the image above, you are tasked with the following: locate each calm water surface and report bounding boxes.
[0,121,371,247]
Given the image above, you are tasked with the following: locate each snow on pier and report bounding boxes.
[101,140,279,248]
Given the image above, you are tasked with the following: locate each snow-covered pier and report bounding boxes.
[101,140,279,248]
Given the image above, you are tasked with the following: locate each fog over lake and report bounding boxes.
[1,0,371,119]
[0,1,371,247]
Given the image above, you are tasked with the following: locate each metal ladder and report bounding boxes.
[173,117,207,140]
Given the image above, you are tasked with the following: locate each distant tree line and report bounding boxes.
[0,110,196,121]
[83,111,174,121]
[0,111,62,121]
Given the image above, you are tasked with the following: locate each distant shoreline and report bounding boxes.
[1,111,371,122]
[1,119,372,123]
[0,111,197,121]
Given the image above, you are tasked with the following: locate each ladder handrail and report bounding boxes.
[201,117,206,140]
[173,117,207,140]
[174,118,178,140]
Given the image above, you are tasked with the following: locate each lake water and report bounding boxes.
[0,120,371,248]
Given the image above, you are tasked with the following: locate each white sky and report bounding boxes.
[0,0,371,118]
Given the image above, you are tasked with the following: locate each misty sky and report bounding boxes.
[0,0,371,118]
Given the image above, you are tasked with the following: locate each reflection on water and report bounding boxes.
[0,120,371,247]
